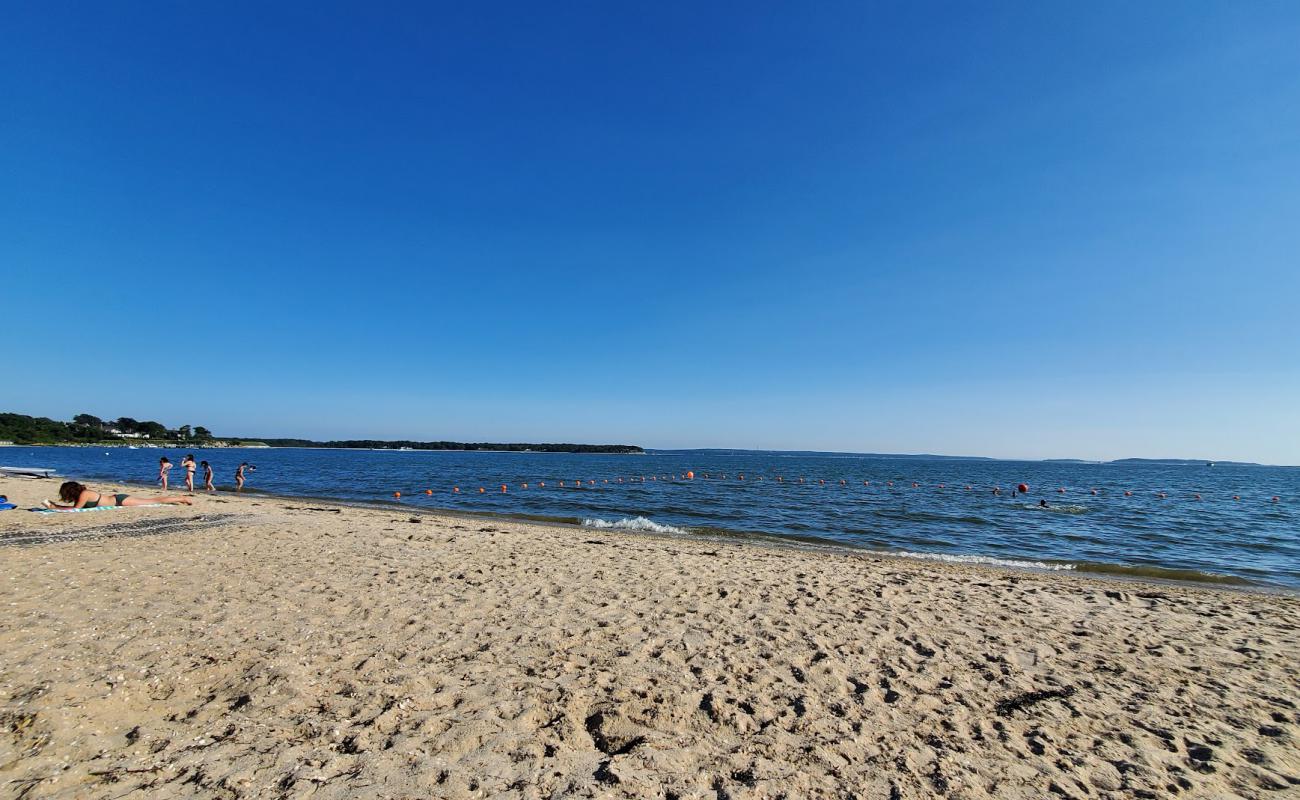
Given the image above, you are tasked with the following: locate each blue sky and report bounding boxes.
[3,2,1299,462]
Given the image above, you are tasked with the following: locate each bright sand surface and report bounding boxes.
[0,476,1297,799]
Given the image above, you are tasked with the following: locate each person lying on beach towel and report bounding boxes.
[41,481,194,511]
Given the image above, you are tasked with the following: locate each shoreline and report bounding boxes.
[2,475,1297,798]
[6,473,1292,595]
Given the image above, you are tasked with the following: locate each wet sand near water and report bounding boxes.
[1,477,1297,799]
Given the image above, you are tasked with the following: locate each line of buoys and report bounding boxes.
[384,473,1283,506]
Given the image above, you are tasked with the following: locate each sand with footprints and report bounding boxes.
[1,476,1297,798]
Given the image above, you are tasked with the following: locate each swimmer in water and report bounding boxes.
[1039,499,1049,508]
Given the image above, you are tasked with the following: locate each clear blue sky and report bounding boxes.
[4,2,1299,463]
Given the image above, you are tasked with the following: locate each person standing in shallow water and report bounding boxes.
[235,462,248,493]
[158,457,172,490]
[182,454,196,493]
[201,460,215,492]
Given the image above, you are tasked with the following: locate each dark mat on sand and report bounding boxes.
[0,514,248,547]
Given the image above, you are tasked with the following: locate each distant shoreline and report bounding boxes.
[3,442,646,455]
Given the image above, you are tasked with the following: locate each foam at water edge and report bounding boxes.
[582,516,689,535]
[894,550,1076,571]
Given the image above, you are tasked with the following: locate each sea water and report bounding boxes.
[7,447,1298,589]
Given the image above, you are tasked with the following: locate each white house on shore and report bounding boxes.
[107,430,149,439]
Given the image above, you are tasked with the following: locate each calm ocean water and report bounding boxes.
[6,447,1298,589]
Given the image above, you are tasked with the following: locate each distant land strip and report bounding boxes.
[243,439,643,454]
[0,412,642,454]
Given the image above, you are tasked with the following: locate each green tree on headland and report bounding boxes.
[73,413,104,429]
[0,412,217,445]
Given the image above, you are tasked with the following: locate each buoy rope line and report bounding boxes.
[385,476,1284,504]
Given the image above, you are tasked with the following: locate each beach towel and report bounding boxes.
[30,504,167,513]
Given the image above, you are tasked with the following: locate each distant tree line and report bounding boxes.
[0,412,213,444]
[0,412,640,453]
[253,439,644,454]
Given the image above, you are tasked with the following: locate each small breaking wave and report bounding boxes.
[893,550,1077,571]
[582,516,689,535]
[1020,503,1090,514]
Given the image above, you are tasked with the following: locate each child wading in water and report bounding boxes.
[201,460,215,492]
[235,462,248,493]
[182,454,196,493]
[158,457,172,490]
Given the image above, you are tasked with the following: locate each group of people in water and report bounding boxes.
[157,455,254,493]
[42,455,257,511]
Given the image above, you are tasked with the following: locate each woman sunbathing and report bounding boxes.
[43,481,194,510]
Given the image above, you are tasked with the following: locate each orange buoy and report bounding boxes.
[425,489,433,495]
[478,487,485,494]
[1017,483,1029,494]
[393,491,401,498]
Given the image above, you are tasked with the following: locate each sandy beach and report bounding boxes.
[0,476,1296,799]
